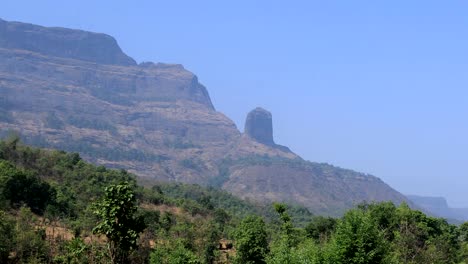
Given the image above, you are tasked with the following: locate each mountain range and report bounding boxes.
[0,18,408,216]
[407,195,468,222]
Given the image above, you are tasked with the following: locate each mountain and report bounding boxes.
[0,18,408,215]
[407,195,468,222]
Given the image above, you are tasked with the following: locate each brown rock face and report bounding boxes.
[244,107,274,145]
[0,18,410,215]
[0,18,231,183]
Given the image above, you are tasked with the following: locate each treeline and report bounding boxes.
[1,137,468,263]
[238,202,468,264]
[153,182,314,227]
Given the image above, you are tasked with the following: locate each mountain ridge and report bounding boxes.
[0,18,408,215]
[407,194,468,222]
[0,17,136,66]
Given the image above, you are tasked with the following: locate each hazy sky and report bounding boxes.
[2,1,468,206]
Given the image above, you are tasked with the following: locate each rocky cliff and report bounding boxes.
[0,18,408,215]
[0,18,136,66]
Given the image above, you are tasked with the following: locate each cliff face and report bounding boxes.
[0,18,408,215]
[0,18,136,66]
[0,18,230,183]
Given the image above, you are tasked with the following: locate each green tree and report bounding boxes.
[0,160,56,214]
[0,210,15,263]
[54,238,90,264]
[267,203,295,264]
[150,239,201,264]
[13,206,50,263]
[292,241,326,264]
[234,215,269,264]
[330,208,388,264]
[93,182,145,263]
[305,216,337,243]
[359,202,398,242]
[390,203,458,264]
[273,203,294,245]
[459,222,468,243]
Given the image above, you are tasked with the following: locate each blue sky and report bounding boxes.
[2,1,468,206]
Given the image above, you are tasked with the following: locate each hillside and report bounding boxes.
[0,138,238,263]
[0,18,408,215]
[1,140,466,264]
[0,137,314,223]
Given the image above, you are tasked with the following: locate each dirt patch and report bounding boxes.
[141,203,183,215]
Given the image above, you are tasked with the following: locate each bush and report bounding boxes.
[0,160,57,214]
[0,210,15,263]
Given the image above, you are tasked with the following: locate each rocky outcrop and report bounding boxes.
[0,18,410,215]
[243,107,292,153]
[245,107,275,145]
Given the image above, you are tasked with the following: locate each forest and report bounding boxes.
[1,136,468,264]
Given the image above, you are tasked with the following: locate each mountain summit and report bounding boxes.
[0,18,408,215]
[0,18,136,66]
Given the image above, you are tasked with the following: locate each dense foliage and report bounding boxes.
[1,137,468,263]
[234,215,269,264]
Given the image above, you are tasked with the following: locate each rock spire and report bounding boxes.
[244,107,275,145]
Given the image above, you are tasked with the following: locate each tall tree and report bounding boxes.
[93,182,145,263]
[267,203,295,264]
[330,208,388,264]
[234,215,269,264]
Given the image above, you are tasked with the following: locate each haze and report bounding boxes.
[2,1,467,206]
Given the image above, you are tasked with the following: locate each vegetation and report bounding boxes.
[68,116,117,132]
[152,181,315,227]
[93,182,145,263]
[234,215,269,264]
[1,137,468,263]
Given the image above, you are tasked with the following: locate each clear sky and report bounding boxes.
[2,1,468,207]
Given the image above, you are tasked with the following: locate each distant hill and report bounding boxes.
[0,18,408,215]
[407,195,468,222]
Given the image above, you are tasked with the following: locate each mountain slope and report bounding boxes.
[0,18,408,215]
